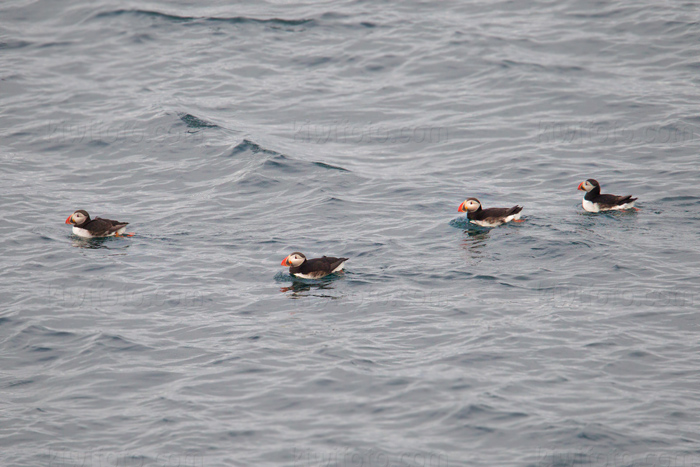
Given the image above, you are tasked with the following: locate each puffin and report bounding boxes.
[281,252,348,279]
[65,210,134,238]
[458,198,524,227]
[577,179,637,212]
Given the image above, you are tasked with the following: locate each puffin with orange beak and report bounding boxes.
[577,179,637,212]
[458,198,524,227]
[280,252,348,279]
[65,210,134,238]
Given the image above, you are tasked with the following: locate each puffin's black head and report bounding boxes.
[281,252,306,267]
[578,179,599,192]
[66,209,90,226]
[458,198,482,213]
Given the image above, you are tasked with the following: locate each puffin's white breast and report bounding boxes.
[72,226,94,238]
[582,198,599,212]
[72,226,120,238]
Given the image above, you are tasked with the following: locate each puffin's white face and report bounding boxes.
[282,252,306,267]
[458,199,481,213]
[67,210,88,225]
[578,180,597,192]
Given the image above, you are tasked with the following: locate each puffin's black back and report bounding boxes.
[290,256,348,276]
[469,205,523,221]
[82,217,129,236]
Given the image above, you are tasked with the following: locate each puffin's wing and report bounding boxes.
[480,206,522,221]
[302,257,333,274]
[325,256,348,271]
[87,217,129,236]
[596,194,637,209]
[506,205,524,216]
[301,257,348,277]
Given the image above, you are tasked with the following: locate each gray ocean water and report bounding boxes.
[2,1,700,466]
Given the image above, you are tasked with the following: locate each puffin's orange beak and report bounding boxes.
[458,202,465,213]
[281,256,290,266]
[65,215,73,224]
[577,182,584,191]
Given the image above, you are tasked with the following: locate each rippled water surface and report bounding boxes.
[2,0,700,466]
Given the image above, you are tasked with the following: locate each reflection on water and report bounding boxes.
[461,227,490,255]
[71,237,131,250]
[279,273,345,299]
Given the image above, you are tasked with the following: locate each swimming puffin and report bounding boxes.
[458,198,524,227]
[281,252,348,279]
[577,179,637,212]
[65,210,133,238]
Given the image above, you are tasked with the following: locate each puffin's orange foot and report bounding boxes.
[633,207,640,212]
[115,232,135,238]
[513,219,526,223]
